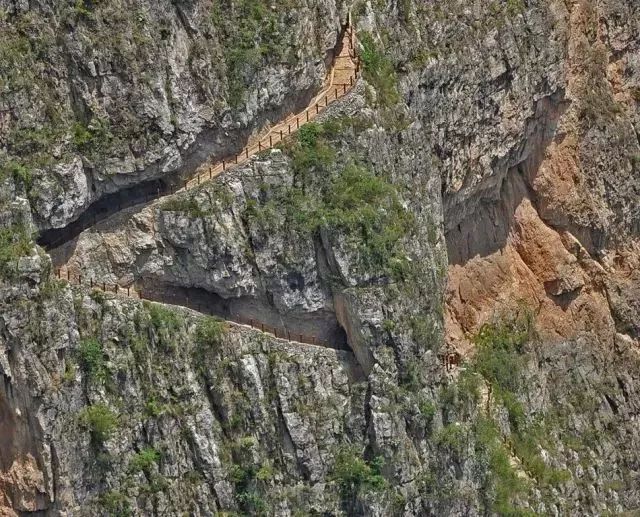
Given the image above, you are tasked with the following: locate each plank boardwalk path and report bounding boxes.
[183,26,359,191]
[51,26,361,351]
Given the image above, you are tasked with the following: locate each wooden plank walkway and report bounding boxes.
[50,26,360,351]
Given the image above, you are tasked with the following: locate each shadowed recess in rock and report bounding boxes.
[138,282,350,351]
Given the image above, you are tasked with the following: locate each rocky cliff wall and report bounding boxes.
[1,0,640,515]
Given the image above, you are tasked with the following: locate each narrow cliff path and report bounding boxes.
[45,26,360,352]
[39,27,359,249]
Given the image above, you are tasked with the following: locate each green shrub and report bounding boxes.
[0,224,32,278]
[435,423,467,455]
[129,447,160,474]
[474,417,529,515]
[160,196,210,218]
[77,337,106,381]
[81,404,119,444]
[98,490,131,516]
[286,162,414,277]
[331,447,386,499]
[212,0,290,107]
[144,302,183,351]
[472,316,531,393]
[359,33,400,107]
[147,302,183,333]
[195,317,226,349]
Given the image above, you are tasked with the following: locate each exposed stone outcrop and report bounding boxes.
[1,0,640,514]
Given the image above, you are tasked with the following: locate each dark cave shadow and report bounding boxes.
[138,281,350,352]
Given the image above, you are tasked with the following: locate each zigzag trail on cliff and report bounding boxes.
[43,26,360,352]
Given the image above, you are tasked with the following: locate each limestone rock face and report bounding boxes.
[1,0,640,514]
[1,0,347,230]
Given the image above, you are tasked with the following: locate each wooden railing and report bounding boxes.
[40,27,359,251]
[42,26,361,352]
[53,268,336,349]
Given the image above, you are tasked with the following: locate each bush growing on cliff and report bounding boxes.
[81,404,119,444]
[144,301,184,351]
[331,447,386,500]
[129,447,160,475]
[359,32,399,107]
[0,224,32,279]
[77,337,107,381]
[196,316,226,350]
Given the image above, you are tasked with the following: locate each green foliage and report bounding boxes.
[0,224,33,279]
[98,490,131,517]
[0,159,32,192]
[248,119,414,279]
[289,122,336,175]
[160,196,210,218]
[265,149,414,278]
[129,447,160,474]
[331,447,386,499]
[435,423,467,455]
[359,32,400,107]
[71,118,114,154]
[469,312,571,501]
[212,0,293,107]
[237,490,267,513]
[145,301,183,350]
[195,316,226,349]
[472,315,532,394]
[81,404,119,444]
[77,337,107,381]
[474,417,529,515]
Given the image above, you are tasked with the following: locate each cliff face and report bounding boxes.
[1,0,346,230]
[1,0,640,515]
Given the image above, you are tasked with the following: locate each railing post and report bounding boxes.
[261,323,264,332]
[274,328,277,338]
[306,111,309,122]
[279,130,283,140]
[258,141,262,151]
[102,281,106,291]
[245,148,249,158]
[90,278,93,288]
[209,168,212,179]
[197,175,200,185]
[115,284,118,294]
[325,95,328,107]
[335,88,338,99]
[127,286,130,296]
[343,83,346,94]
[269,135,272,147]
[79,274,82,285]
[299,334,303,343]
[235,155,238,164]
[350,76,353,87]
[296,117,300,129]
[316,104,319,114]
[223,160,226,170]
[288,124,291,134]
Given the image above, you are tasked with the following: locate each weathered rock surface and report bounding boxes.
[1,0,640,514]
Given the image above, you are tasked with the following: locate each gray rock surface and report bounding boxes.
[1,0,640,515]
